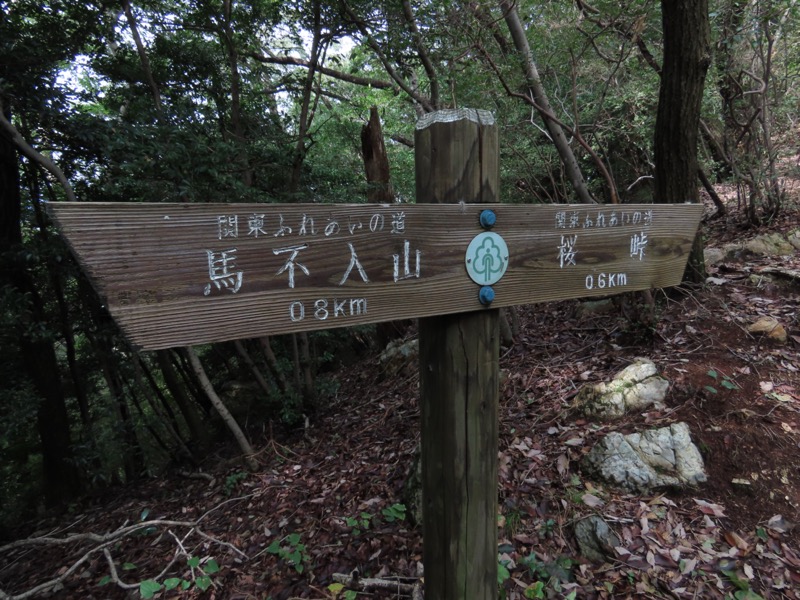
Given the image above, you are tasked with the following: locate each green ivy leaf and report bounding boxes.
[181,579,192,590]
[497,561,510,585]
[139,579,162,599]
[707,369,718,379]
[266,540,281,554]
[287,533,301,545]
[98,575,112,586]
[204,558,220,574]
[721,379,738,390]
[164,577,182,590]
[187,556,201,568]
[328,583,345,594]
[122,562,137,571]
[524,581,545,599]
[722,569,750,591]
[140,508,150,521]
[704,385,718,394]
[195,575,212,591]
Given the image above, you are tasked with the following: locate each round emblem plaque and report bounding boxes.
[465,231,509,286]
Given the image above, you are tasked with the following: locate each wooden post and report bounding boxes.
[416,109,499,599]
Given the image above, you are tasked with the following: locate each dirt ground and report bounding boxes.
[0,195,798,599]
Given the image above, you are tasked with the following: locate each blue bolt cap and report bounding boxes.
[479,209,497,229]
[479,286,495,306]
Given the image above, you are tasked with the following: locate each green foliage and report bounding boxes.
[98,554,220,596]
[139,579,163,599]
[267,533,310,573]
[328,582,358,599]
[523,581,545,599]
[497,558,511,586]
[344,512,373,536]
[381,503,407,522]
[223,471,249,496]
[705,369,739,394]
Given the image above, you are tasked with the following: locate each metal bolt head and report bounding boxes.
[479,209,497,229]
[479,285,495,306]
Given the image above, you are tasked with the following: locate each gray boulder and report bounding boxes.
[582,422,707,493]
[575,358,668,419]
[574,515,620,563]
[378,338,418,379]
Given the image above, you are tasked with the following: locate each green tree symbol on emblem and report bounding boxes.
[472,236,505,283]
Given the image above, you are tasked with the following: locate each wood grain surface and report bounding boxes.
[48,201,703,350]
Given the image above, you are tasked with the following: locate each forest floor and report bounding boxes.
[1,194,799,600]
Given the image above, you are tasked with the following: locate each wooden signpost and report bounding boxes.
[48,109,703,599]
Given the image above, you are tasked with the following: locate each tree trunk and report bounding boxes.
[185,347,258,471]
[156,350,211,450]
[234,339,273,398]
[499,0,595,204]
[361,106,395,203]
[653,0,711,283]
[289,0,323,194]
[0,98,80,505]
[258,336,290,396]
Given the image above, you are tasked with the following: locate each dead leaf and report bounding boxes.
[760,381,774,393]
[723,531,750,552]
[556,454,569,477]
[582,493,604,508]
[767,514,791,533]
[681,558,697,574]
[694,498,726,518]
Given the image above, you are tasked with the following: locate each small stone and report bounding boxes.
[575,358,668,419]
[747,316,788,343]
[378,338,419,378]
[576,298,615,318]
[788,229,800,251]
[574,515,620,563]
[704,247,725,266]
[744,233,795,257]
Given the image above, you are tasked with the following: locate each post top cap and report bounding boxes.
[415,108,495,130]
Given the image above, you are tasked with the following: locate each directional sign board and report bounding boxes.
[48,201,703,350]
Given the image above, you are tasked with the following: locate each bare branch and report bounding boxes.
[0,98,77,202]
[401,0,439,108]
[249,52,399,91]
[0,512,250,600]
[340,0,434,113]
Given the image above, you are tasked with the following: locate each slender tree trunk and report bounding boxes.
[131,359,195,462]
[1,98,80,505]
[186,347,258,471]
[234,339,273,398]
[156,350,210,449]
[499,0,595,204]
[220,0,253,187]
[258,337,290,396]
[297,332,316,410]
[122,0,162,111]
[172,348,212,414]
[289,0,323,193]
[653,0,711,283]
[25,166,92,428]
